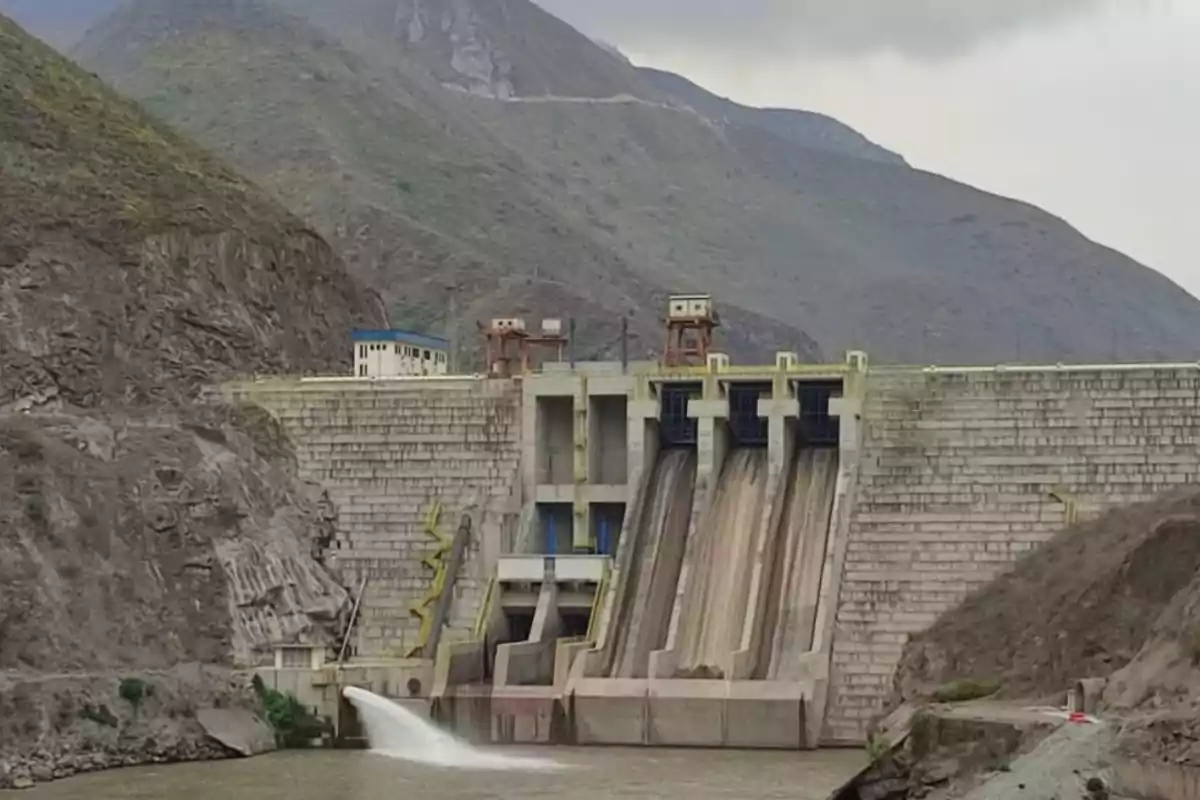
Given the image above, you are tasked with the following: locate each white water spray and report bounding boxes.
[341,687,565,771]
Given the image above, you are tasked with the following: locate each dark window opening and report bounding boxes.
[560,611,590,638]
[796,382,842,446]
[728,382,771,447]
[660,382,702,446]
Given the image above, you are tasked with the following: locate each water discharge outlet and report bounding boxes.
[340,687,566,771]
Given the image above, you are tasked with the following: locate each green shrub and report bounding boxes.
[24,494,45,523]
[932,678,1001,703]
[119,677,148,709]
[251,674,329,747]
[865,731,893,764]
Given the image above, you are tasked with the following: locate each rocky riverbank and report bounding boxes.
[836,703,1118,800]
[0,666,271,791]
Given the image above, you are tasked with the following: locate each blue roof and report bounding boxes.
[352,328,450,350]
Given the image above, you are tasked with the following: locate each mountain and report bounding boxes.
[638,67,906,167]
[0,13,383,785]
[0,0,115,48]
[71,0,1200,363]
[70,0,820,361]
[2,8,383,406]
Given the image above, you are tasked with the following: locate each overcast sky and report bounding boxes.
[537,0,1200,299]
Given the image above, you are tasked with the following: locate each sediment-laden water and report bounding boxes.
[21,685,863,799]
[17,747,864,800]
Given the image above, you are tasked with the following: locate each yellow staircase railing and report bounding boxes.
[1049,485,1080,528]
[473,573,497,640]
[406,500,448,657]
[585,560,611,644]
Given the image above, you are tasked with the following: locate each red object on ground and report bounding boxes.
[1068,712,1087,722]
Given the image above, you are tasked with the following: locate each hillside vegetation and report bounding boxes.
[1,12,382,405]
[69,0,1200,365]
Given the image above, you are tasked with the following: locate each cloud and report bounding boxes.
[534,0,1107,60]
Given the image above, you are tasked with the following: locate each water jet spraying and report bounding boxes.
[341,687,564,771]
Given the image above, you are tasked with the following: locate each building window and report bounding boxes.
[358,345,366,358]
[358,364,367,377]
[436,352,446,363]
[423,349,431,360]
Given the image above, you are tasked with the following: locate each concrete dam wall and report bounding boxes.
[228,360,1200,746]
[827,365,1200,743]
[226,378,521,660]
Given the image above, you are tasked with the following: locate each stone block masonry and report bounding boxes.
[226,378,522,659]
[825,365,1200,743]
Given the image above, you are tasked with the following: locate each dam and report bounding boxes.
[230,299,1200,749]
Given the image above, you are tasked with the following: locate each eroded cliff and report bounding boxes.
[0,12,383,785]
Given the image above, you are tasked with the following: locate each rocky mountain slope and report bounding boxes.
[65,0,1200,364]
[0,13,383,786]
[71,0,820,361]
[0,0,110,48]
[891,489,1200,771]
[637,66,907,167]
[892,491,1200,703]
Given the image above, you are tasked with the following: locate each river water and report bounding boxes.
[18,747,865,799]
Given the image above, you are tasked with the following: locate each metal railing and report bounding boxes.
[472,575,498,640]
[335,575,369,667]
[585,561,611,644]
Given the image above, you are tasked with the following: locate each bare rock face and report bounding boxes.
[0,15,382,783]
[396,0,514,97]
[1,13,385,414]
[0,408,350,673]
[0,406,349,785]
[195,708,277,757]
[0,668,264,790]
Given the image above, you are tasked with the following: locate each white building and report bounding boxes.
[353,329,450,377]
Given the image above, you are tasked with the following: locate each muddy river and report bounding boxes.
[17,747,865,799]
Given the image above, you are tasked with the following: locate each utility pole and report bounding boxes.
[568,318,577,368]
[448,288,460,374]
[620,316,628,372]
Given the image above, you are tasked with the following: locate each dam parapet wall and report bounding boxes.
[828,363,1200,742]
